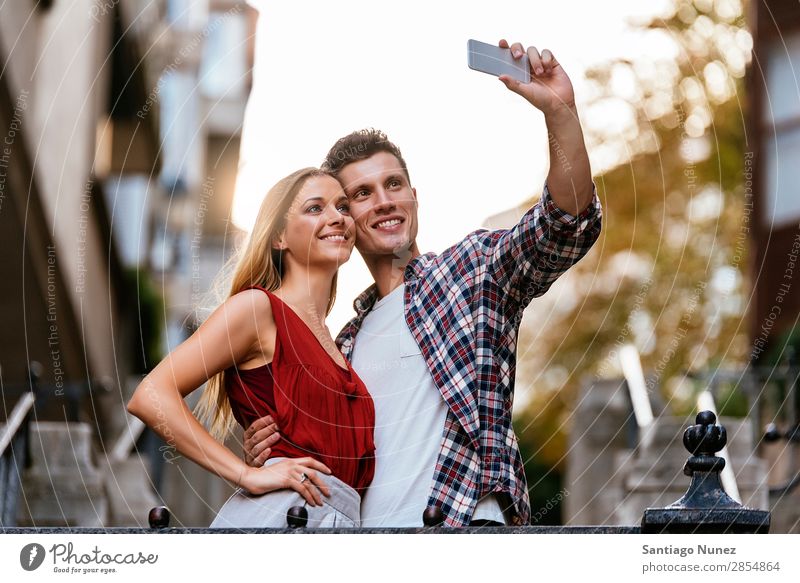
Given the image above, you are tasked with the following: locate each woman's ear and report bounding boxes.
[271,235,286,251]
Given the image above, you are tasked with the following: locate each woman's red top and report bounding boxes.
[225,287,375,492]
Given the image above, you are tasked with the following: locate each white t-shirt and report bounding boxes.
[351,284,506,526]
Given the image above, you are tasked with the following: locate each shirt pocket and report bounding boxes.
[396,333,426,378]
[398,330,424,359]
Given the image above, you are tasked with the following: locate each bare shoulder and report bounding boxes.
[217,289,276,367]
[218,288,275,331]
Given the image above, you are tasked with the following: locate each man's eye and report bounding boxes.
[389,180,400,188]
[355,190,369,198]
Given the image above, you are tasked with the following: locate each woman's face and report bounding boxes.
[278,175,355,270]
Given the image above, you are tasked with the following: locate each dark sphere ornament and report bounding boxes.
[148,506,171,529]
[696,410,716,426]
[286,505,309,528]
[422,506,444,527]
[763,423,782,443]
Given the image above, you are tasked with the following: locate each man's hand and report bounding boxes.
[243,415,281,467]
[496,39,594,216]
[497,39,575,116]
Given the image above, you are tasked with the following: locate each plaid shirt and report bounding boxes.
[336,182,602,526]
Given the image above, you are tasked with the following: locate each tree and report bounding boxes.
[513,0,754,519]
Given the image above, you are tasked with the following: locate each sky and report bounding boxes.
[234,0,674,332]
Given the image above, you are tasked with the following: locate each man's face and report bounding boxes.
[336,152,419,259]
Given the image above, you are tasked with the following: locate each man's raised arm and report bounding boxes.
[498,39,594,215]
[478,39,601,316]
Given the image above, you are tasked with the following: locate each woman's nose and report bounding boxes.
[325,205,346,225]
[325,206,344,225]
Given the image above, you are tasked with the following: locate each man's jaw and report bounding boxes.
[356,236,420,267]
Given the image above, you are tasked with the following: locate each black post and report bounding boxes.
[0,362,39,527]
[763,349,800,497]
[786,348,799,454]
[642,411,770,534]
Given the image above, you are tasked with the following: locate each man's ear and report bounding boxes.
[411,186,418,206]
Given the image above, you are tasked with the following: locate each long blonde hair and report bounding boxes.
[194,167,339,440]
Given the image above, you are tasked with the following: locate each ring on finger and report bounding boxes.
[299,472,308,484]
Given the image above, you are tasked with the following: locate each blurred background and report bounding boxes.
[1,0,799,531]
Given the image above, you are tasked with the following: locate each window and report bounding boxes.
[762,32,800,228]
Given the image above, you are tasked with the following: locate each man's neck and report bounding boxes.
[363,243,421,299]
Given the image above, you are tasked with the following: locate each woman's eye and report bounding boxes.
[337,203,351,213]
[307,205,321,213]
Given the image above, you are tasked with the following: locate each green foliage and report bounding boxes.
[716,381,749,417]
[520,450,565,525]
[125,266,165,373]
[764,326,800,366]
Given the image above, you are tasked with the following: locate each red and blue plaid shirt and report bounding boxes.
[336,182,602,526]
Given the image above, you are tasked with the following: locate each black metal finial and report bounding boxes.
[286,506,308,528]
[148,506,171,529]
[683,410,726,456]
[642,411,770,533]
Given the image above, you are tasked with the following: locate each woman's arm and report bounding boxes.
[126,289,331,504]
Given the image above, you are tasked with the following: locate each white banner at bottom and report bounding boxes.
[1,533,798,582]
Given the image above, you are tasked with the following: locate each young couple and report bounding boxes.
[127,40,602,528]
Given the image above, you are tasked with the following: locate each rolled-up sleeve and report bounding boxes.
[487,181,602,316]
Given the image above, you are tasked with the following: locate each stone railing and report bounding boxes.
[1,411,770,534]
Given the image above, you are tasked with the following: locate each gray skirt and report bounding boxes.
[209,457,361,528]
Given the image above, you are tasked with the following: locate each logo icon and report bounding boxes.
[19,543,46,571]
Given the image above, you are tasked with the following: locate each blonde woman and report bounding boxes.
[127,168,376,528]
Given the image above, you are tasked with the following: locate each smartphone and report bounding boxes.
[467,39,530,84]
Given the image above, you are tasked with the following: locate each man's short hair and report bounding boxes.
[322,128,411,183]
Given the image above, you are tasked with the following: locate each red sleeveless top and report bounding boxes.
[225,287,375,492]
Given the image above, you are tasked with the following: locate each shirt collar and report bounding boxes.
[351,252,437,317]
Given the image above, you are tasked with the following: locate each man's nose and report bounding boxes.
[372,187,396,212]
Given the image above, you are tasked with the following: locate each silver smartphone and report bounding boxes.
[467,39,530,84]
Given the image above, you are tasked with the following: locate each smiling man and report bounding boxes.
[242,40,602,527]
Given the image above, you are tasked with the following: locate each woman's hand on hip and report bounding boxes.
[240,457,333,506]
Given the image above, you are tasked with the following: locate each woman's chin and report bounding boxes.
[313,248,353,268]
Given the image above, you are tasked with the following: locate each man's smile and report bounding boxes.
[371,216,406,231]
